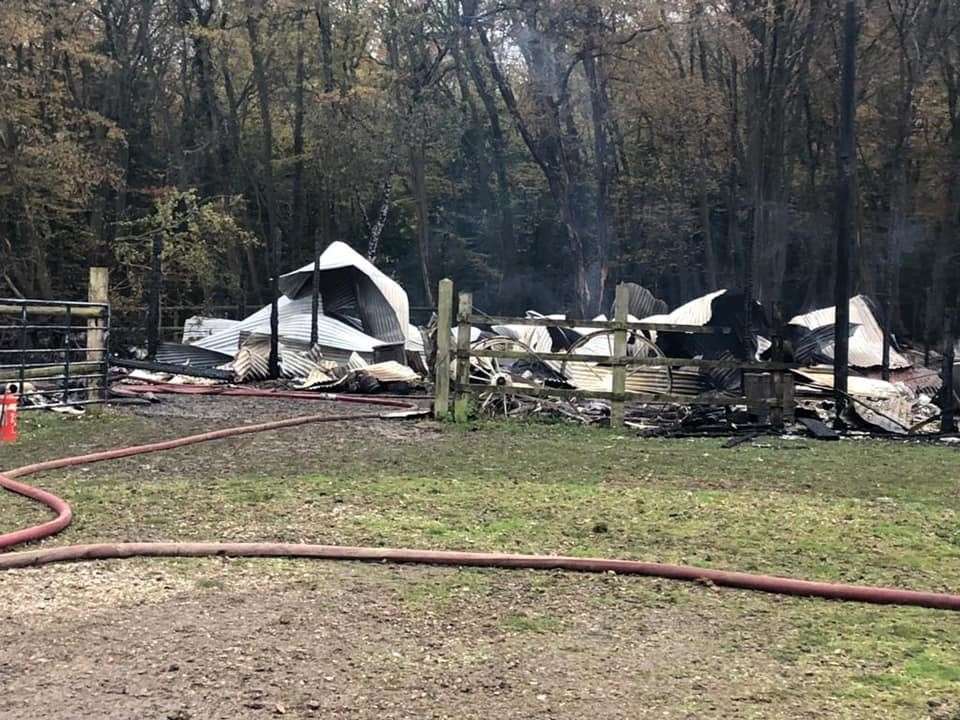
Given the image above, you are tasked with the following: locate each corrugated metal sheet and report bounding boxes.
[705,350,740,392]
[789,295,910,370]
[347,352,368,370]
[156,342,232,369]
[233,337,270,381]
[490,324,552,353]
[790,323,838,365]
[563,364,703,396]
[614,283,668,321]
[524,311,583,349]
[193,295,391,356]
[297,359,419,389]
[451,326,483,344]
[792,366,905,398]
[362,361,420,383]
[642,289,727,327]
[182,317,241,343]
[406,324,425,353]
[229,333,346,380]
[279,340,327,379]
[861,365,942,395]
[278,241,409,343]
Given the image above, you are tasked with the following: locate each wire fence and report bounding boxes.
[0,299,111,410]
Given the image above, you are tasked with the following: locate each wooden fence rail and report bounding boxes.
[434,279,797,428]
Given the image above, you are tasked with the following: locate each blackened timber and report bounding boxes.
[833,0,857,424]
[455,383,774,406]
[468,315,730,334]
[109,356,233,381]
[462,348,797,370]
[942,311,955,433]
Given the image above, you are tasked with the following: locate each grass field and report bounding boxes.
[2,401,959,718]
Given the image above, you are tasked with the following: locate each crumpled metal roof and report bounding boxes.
[190,243,413,362]
[405,324,425,352]
[279,241,409,344]
[641,289,728,327]
[193,294,389,356]
[156,342,232,369]
[792,366,906,398]
[789,295,910,370]
[490,323,553,353]
[613,283,668,321]
[181,317,241,344]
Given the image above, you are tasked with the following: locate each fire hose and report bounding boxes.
[2,384,959,611]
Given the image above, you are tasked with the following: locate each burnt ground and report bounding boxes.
[1,394,960,719]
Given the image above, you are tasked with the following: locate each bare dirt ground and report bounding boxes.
[2,395,959,719]
[0,560,822,720]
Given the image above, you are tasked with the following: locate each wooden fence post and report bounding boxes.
[942,311,955,434]
[770,302,784,428]
[611,283,628,429]
[433,279,453,420]
[87,267,109,410]
[453,292,473,423]
[146,235,162,358]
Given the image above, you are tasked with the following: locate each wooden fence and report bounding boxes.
[433,279,798,428]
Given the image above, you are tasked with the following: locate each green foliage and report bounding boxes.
[2,0,958,330]
[0,0,121,297]
[114,189,258,304]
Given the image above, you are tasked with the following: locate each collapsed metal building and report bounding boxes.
[121,239,951,435]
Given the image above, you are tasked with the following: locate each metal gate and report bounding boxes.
[0,299,110,410]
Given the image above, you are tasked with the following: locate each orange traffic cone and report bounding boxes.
[1,392,18,443]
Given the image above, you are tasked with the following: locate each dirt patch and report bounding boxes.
[0,559,827,720]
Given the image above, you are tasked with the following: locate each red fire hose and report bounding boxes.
[2,384,959,611]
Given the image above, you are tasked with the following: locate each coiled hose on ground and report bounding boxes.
[1,384,959,611]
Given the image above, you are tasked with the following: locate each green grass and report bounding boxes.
[4,412,960,716]
[502,612,561,634]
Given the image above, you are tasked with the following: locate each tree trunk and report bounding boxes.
[409,144,434,306]
[583,20,613,309]
[473,14,592,314]
[246,2,281,378]
[291,8,306,261]
[460,9,516,273]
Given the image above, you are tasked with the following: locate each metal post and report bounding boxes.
[611,283,628,429]
[18,304,27,394]
[268,225,281,379]
[942,311,955,434]
[453,292,473,423]
[63,306,72,404]
[833,0,857,427]
[311,228,321,347]
[102,303,111,402]
[434,279,453,420]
